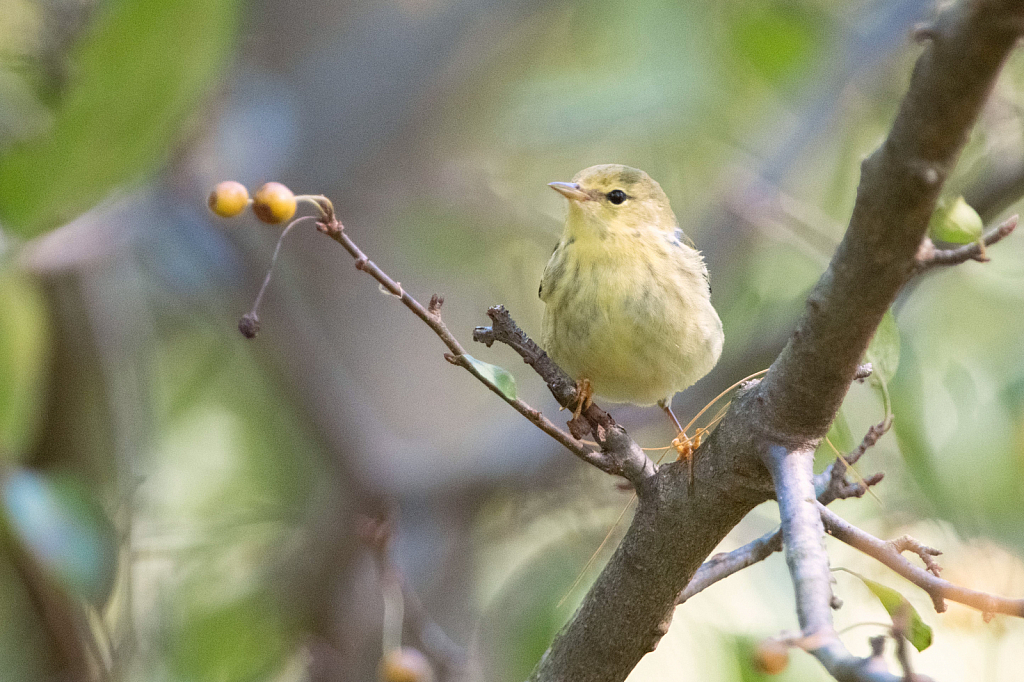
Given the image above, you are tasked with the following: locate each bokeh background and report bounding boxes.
[2,0,1024,680]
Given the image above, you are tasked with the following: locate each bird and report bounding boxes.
[539,164,724,444]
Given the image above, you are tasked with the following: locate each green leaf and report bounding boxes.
[839,569,933,652]
[864,310,900,387]
[1,469,118,605]
[464,355,517,401]
[928,196,984,245]
[0,268,49,458]
[0,0,239,235]
[171,593,287,682]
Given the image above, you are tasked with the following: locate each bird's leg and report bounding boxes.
[662,399,697,488]
[572,378,593,421]
[661,400,684,435]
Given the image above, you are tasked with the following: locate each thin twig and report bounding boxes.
[820,504,1024,618]
[915,214,1018,271]
[311,211,647,482]
[677,528,783,604]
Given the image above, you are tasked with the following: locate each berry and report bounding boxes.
[752,638,789,675]
[238,313,260,339]
[378,647,434,682]
[208,181,250,218]
[252,182,297,224]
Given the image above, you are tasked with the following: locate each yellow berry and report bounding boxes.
[378,647,434,682]
[252,182,297,224]
[752,638,789,675]
[208,181,250,218]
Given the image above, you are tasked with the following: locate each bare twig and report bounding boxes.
[310,211,650,483]
[358,514,466,682]
[915,214,1018,271]
[473,305,655,484]
[678,437,888,607]
[817,419,891,506]
[765,445,905,681]
[820,504,1024,619]
[677,528,783,605]
[887,536,942,578]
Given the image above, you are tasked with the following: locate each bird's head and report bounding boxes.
[549,164,677,240]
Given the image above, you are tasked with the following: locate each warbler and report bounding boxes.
[539,164,724,431]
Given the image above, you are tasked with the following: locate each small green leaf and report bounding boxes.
[864,310,900,387]
[463,355,517,400]
[928,196,983,245]
[839,569,933,651]
[1,469,118,605]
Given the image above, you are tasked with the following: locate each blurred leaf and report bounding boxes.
[171,593,287,682]
[864,310,900,387]
[730,5,824,84]
[928,196,983,245]
[464,355,517,400]
[1,468,118,605]
[889,340,950,516]
[0,268,49,458]
[839,569,932,652]
[814,408,852,472]
[0,0,239,235]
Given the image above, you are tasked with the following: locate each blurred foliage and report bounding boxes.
[0,265,49,458]
[0,0,1023,681]
[0,0,239,236]
[1,467,118,604]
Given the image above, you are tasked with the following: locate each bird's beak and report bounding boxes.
[548,181,591,202]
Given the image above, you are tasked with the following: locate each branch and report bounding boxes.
[530,3,1024,677]
[817,419,891,506]
[679,426,889,607]
[765,445,908,682]
[309,214,644,482]
[677,528,782,605]
[756,0,1023,441]
[915,213,1018,270]
[473,305,655,485]
[820,504,1024,619]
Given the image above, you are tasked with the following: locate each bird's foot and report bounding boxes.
[572,378,593,421]
[672,428,706,489]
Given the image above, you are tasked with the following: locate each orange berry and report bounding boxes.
[252,182,297,224]
[208,181,250,218]
[378,647,434,682]
[752,638,789,675]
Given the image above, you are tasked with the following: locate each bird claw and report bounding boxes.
[572,378,593,421]
[672,428,705,489]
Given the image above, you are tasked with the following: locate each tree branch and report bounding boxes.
[677,528,783,605]
[820,504,1024,619]
[310,215,643,482]
[473,305,656,485]
[765,445,906,681]
[915,213,1018,271]
[267,2,1024,679]
[678,423,889,608]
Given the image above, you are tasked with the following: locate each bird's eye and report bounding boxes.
[607,189,627,205]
